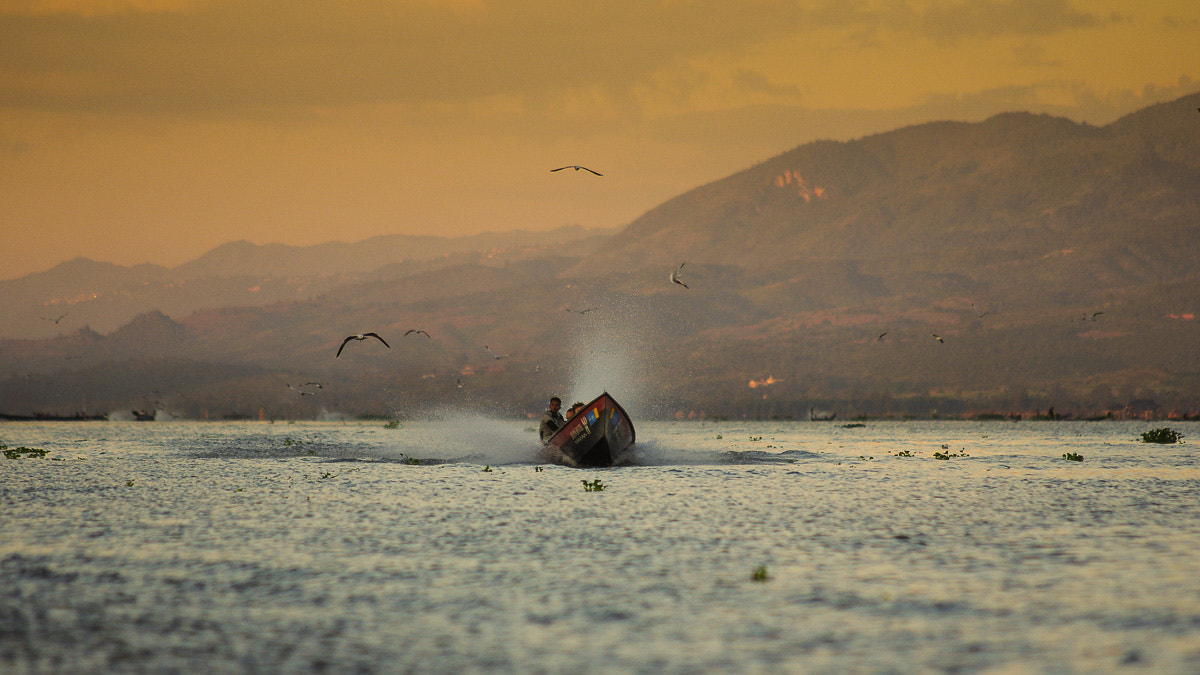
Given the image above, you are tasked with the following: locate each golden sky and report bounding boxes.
[2,0,1198,278]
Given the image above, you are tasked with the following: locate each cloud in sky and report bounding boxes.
[1,1,1198,278]
[0,0,1128,116]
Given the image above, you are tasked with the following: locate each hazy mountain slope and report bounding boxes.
[0,226,612,339]
[588,92,1200,302]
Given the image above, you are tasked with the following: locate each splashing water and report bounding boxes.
[365,409,542,465]
[563,294,661,420]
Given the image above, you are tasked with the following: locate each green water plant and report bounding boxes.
[402,457,421,465]
[383,419,401,429]
[581,479,605,492]
[751,565,769,582]
[2,445,48,459]
[1063,452,1084,461]
[483,465,492,472]
[1140,428,1183,444]
[893,451,914,457]
[932,449,969,460]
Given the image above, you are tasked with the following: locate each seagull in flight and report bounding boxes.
[404,329,432,339]
[876,332,888,341]
[41,312,68,324]
[564,307,595,315]
[931,334,944,343]
[1076,311,1104,322]
[484,345,509,360]
[670,262,689,289]
[336,332,390,357]
[970,303,990,318]
[551,165,602,176]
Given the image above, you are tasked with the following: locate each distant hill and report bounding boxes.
[2,92,1199,420]
[0,225,614,339]
[591,93,1200,297]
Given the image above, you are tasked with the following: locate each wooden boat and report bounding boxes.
[809,406,837,421]
[543,392,636,467]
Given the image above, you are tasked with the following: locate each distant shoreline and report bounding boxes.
[0,412,107,421]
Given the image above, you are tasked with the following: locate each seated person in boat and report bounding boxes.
[565,401,585,419]
[539,396,565,442]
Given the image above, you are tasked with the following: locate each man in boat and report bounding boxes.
[566,401,585,419]
[539,396,565,443]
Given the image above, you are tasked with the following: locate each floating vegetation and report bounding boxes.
[534,466,544,472]
[1140,428,1183,444]
[893,451,914,457]
[126,479,135,487]
[715,434,723,439]
[2,445,48,459]
[842,423,866,428]
[311,468,357,481]
[932,450,969,460]
[751,565,769,582]
[858,455,875,461]
[1063,452,1084,462]
[383,419,401,429]
[483,465,492,472]
[402,457,421,465]
[581,479,606,492]
[749,436,763,442]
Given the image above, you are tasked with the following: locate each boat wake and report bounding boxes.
[625,439,821,466]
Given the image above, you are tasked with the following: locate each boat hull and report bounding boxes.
[543,392,636,467]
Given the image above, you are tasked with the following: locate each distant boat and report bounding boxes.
[542,392,636,467]
[810,406,837,421]
[131,409,155,421]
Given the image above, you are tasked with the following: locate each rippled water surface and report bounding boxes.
[3,419,1200,673]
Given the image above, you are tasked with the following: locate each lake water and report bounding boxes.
[3,418,1200,673]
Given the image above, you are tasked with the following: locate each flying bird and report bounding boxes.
[336,332,390,357]
[670,262,689,289]
[1076,311,1104,322]
[876,332,888,341]
[564,307,595,315]
[484,345,509,360]
[932,334,944,343]
[287,384,319,396]
[551,165,602,176]
[456,378,465,389]
[41,312,68,324]
[404,329,432,339]
[970,303,990,318]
